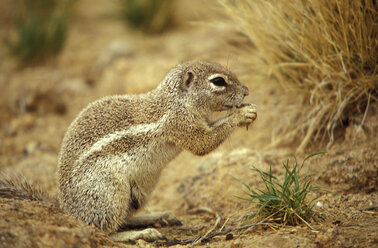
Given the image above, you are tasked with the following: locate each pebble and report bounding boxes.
[225,233,233,240]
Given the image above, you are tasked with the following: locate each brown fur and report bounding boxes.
[0,61,257,235]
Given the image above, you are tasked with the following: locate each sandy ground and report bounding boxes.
[0,1,377,247]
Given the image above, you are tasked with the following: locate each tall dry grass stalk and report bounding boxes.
[219,0,377,151]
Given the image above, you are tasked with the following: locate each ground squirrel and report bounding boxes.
[1,61,257,242]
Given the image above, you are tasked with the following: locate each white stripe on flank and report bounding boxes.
[75,114,168,167]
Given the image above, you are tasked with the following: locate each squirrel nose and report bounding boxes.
[242,85,249,97]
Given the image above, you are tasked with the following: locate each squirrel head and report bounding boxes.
[162,61,249,115]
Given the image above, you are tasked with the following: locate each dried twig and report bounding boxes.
[191,214,222,246]
[188,207,222,246]
[219,217,229,232]
[360,206,378,211]
[155,220,270,246]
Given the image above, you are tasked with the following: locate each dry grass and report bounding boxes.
[219,0,377,151]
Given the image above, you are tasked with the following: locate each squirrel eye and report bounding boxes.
[210,77,227,87]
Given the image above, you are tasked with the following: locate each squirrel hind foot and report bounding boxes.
[110,228,166,243]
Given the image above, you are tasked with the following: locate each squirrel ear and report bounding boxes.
[181,71,194,92]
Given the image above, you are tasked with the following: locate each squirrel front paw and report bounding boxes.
[236,103,257,127]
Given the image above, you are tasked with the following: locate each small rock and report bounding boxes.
[225,233,233,240]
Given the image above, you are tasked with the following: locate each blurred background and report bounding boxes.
[0,0,376,247]
[0,0,375,152]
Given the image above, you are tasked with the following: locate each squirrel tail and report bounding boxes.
[0,176,58,206]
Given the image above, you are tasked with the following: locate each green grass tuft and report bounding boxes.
[120,0,174,34]
[4,0,73,65]
[235,152,325,227]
